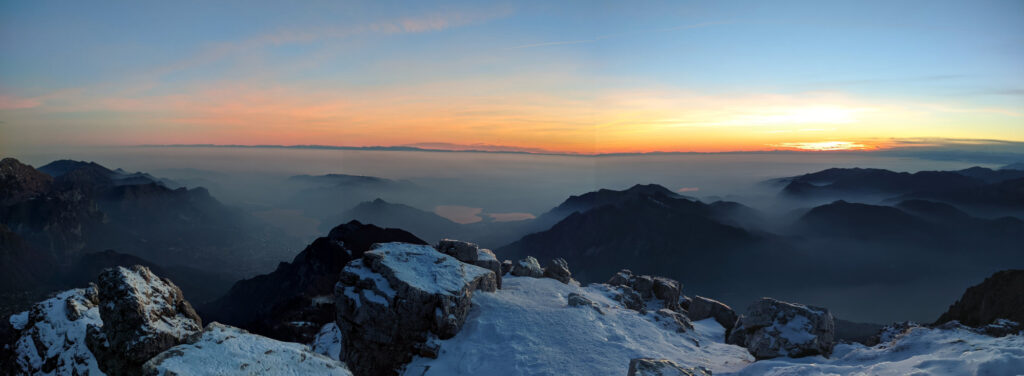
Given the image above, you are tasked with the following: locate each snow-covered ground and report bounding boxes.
[403,276,754,376]
[403,275,1024,376]
[724,325,1024,376]
[142,322,353,375]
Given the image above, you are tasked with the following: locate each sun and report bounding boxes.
[770,141,870,151]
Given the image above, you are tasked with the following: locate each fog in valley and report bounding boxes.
[5,146,1021,324]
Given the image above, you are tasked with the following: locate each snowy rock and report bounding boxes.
[85,265,203,376]
[436,239,479,264]
[608,269,634,286]
[593,284,647,313]
[335,242,497,376]
[142,322,352,376]
[977,319,1023,337]
[688,296,738,333]
[605,269,682,311]
[8,287,104,376]
[865,321,919,346]
[543,257,573,284]
[627,358,712,376]
[651,277,682,310]
[727,298,835,359]
[654,308,694,333]
[680,296,693,311]
[568,292,603,314]
[510,256,543,277]
[474,248,503,289]
[312,322,343,360]
[501,259,513,275]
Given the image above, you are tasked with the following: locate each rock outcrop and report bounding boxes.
[474,248,503,289]
[935,269,1024,327]
[142,323,352,375]
[568,292,603,314]
[436,238,478,263]
[510,256,544,277]
[335,242,497,376]
[727,298,836,359]
[593,284,646,312]
[626,358,711,376]
[606,269,683,311]
[688,296,738,332]
[203,221,426,343]
[86,265,203,376]
[6,287,103,375]
[543,257,573,284]
[654,308,694,333]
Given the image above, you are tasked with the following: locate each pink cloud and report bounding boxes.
[0,95,41,110]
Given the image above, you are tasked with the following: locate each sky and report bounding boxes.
[1,0,1022,154]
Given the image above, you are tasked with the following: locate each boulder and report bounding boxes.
[436,239,479,264]
[935,269,1024,327]
[86,265,203,376]
[608,269,633,286]
[568,293,603,314]
[7,287,103,375]
[654,308,693,333]
[627,358,712,376]
[142,322,352,375]
[688,296,738,332]
[593,284,646,313]
[727,298,836,359]
[633,275,654,299]
[651,277,681,309]
[474,248,503,289]
[501,260,513,275]
[680,296,692,311]
[335,242,497,376]
[543,258,573,284]
[510,256,544,278]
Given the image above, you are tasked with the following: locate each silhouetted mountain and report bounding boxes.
[902,177,1024,209]
[0,158,299,297]
[793,200,932,239]
[936,269,1024,327]
[954,166,1024,184]
[778,168,984,198]
[203,220,426,343]
[498,186,792,291]
[285,173,418,220]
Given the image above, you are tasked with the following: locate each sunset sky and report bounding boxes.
[2,0,1022,154]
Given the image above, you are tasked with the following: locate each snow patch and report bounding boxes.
[311,322,343,361]
[368,242,493,296]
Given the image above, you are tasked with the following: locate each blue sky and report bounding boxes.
[1,0,1022,153]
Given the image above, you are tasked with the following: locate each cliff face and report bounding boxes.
[936,270,1024,327]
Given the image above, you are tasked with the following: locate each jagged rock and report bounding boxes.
[593,284,646,313]
[634,275,654,299]
[474,248,503,289]
[142,322,352,375]
[608,269,633,286]
[651,277,681,309]
[7,287,103,375]
[688,296,738,332]
[865,321,920,346]
[604,269,680,310]
[203,221,426,344]
[501,260,513,275]
[654,308,694,333]
[86,265,203,376]
[543,257,573,284]
[335,242,497,376]
[680,296,693,311]
[568,293,603,314]
[626,358,712,376]
[976,319,1024,337]
[510,256,544,278]
[935,269,1024,327]
[436,239,479,264]
[727,298,836,359]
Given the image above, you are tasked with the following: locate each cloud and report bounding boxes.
[487,212,536,222]
[434,205,484,224]
[0,95,41,110]
[676,187,699,193]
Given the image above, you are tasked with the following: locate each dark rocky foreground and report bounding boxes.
[2,227,1022,375]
